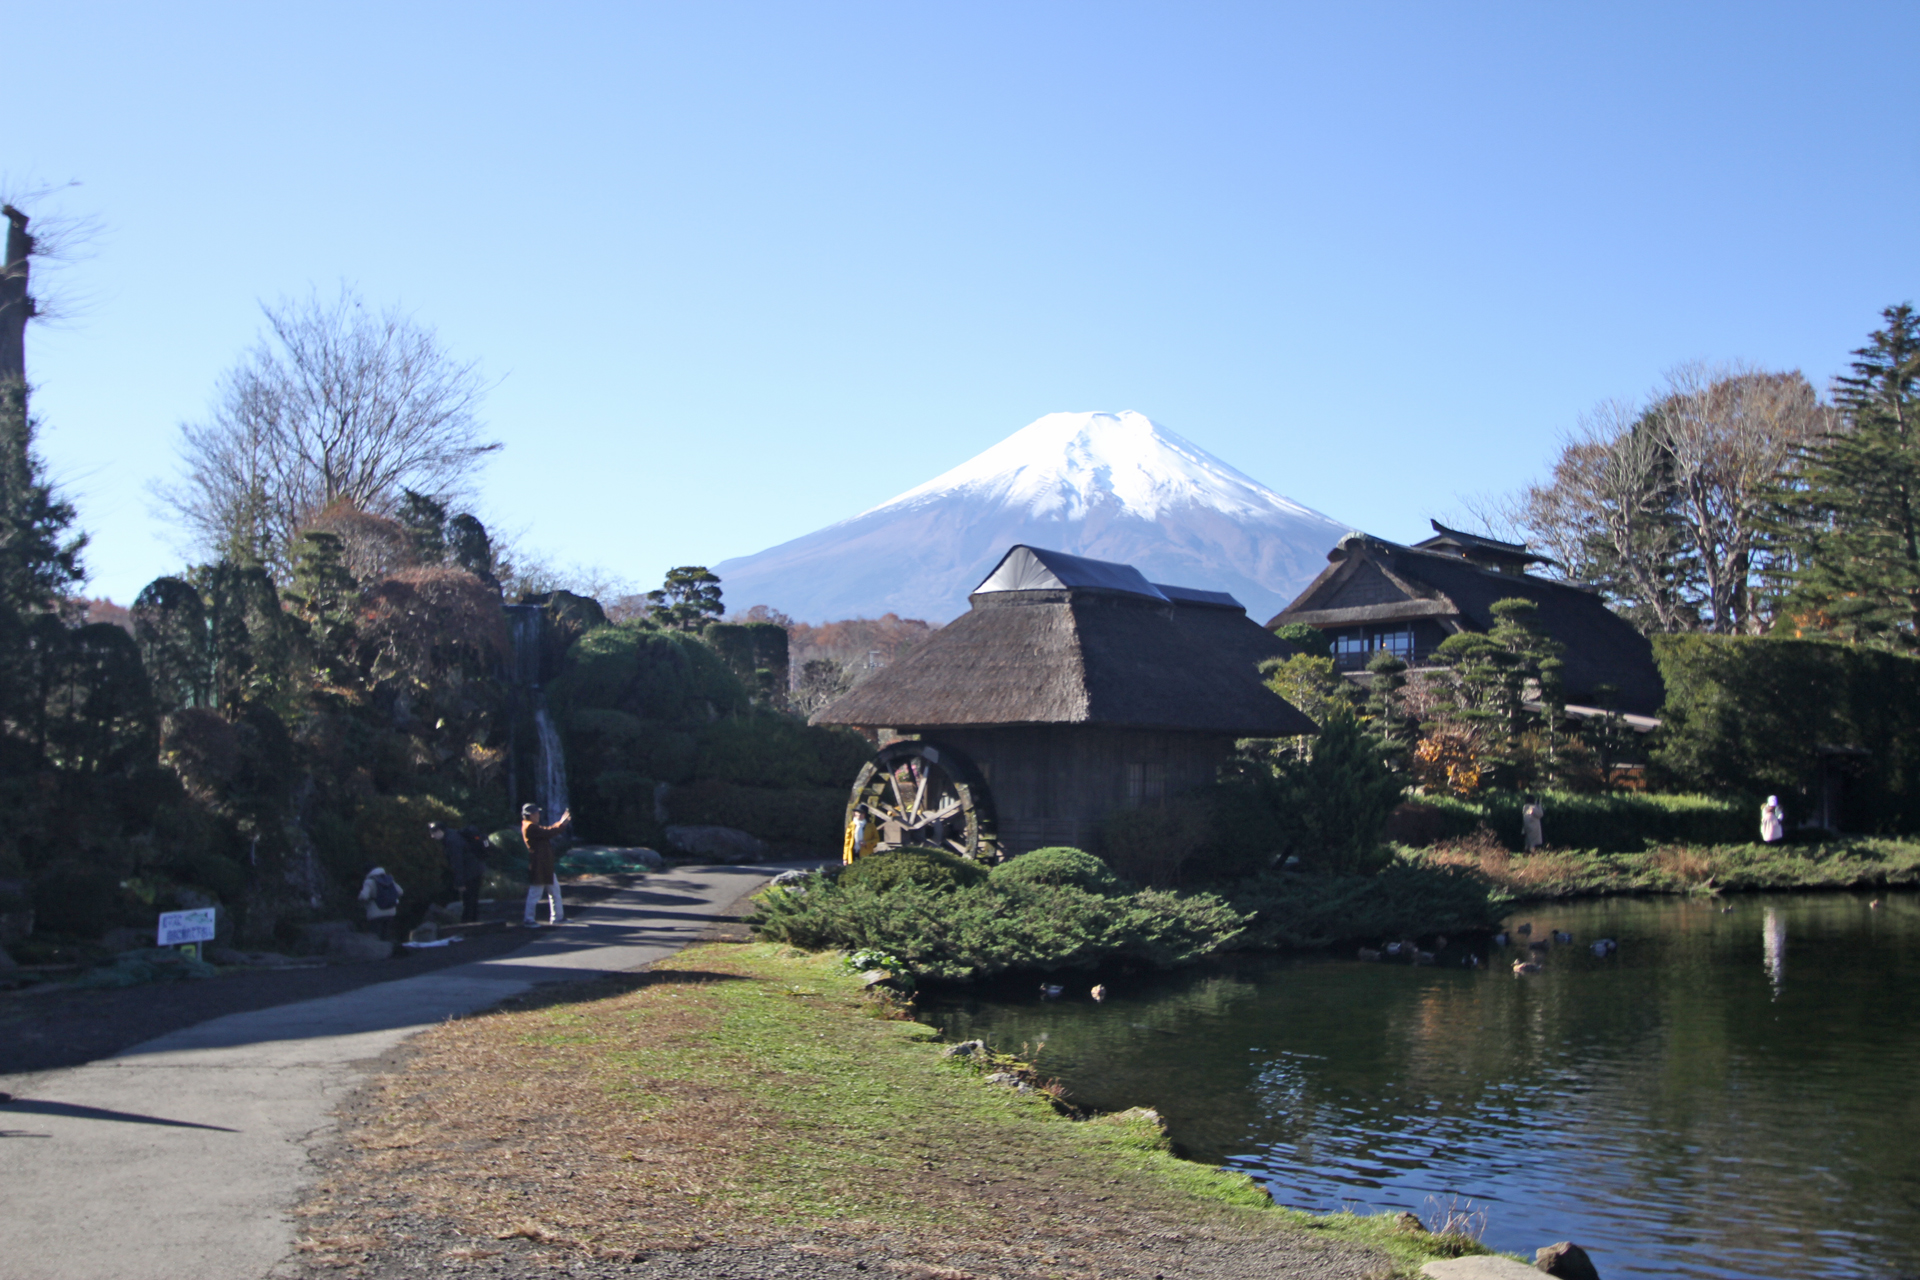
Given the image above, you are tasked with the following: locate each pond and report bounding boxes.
[922,892,1920,1280]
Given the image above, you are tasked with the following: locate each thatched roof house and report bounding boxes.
[1268,522,1664,717]
[813,545,1312,854]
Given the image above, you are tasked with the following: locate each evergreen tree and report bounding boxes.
[1780,304,1920,648]
[647,565,723,631]
[398,488,448,564]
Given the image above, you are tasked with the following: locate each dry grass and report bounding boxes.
[1647,845,1720,885]
[292,942,1468,1278]
[1423,827,1591,894]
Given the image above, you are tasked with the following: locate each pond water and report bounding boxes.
[923,892,1920,1280]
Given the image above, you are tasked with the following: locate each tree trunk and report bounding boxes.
[0,205,30,384]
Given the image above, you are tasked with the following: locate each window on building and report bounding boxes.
[1332,631,1369,668]
[1375,627,1413,662]
[1126,761,1165,807]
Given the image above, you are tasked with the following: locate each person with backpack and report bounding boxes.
[358,865,402,940]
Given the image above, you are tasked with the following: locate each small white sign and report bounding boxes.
[157,907,216,947]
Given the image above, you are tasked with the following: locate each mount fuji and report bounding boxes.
[713,411,1352,624]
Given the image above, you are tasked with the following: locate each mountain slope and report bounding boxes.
[713,411,1351,624]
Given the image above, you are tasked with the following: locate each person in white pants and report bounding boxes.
[520,802,573,925]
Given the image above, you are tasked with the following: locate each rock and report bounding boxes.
[663,825,769,863]
[327,931,394,961]
[982,1072,1030,1091]
[941,1039,987,1059]
[771,869,815,888]
[1394,1212,1425,1233]
[300,920,355,946]
[206,946,251,966]
[409,922,439,943]
[1422,1259,1550,1280]
[1535,1242,1600,1280]
[621,846,665,871]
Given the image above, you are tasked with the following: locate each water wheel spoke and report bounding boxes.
[910,771,929,817]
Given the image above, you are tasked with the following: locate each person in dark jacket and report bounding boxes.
[430,822,487,923]
[520,802,572,926]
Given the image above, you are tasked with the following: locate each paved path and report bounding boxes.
[0,862,803,1280]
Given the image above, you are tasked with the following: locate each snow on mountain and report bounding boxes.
[713,411,1352,625]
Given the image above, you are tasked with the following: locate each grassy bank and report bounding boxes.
[1411,836,1920,903]
[295,941,1493,1278]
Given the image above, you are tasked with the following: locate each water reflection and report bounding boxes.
[1764,907,1786,996]
[925,893,1920,1280]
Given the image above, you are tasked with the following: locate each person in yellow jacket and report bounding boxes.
[843,803,878,864]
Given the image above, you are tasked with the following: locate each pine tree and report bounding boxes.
[647,566,723,631]
[1781,304,1920,647]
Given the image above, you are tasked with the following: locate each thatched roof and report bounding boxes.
[812,545,1316,735]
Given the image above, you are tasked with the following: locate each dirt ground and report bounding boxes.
[0,879,630,1077]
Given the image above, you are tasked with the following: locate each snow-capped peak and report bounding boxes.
[862,410,1327,525]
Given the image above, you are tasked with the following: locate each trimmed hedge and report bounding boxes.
[991,846,1125,894]
[1221,858,1499,949]
[840,846,989,893]
[748,873,1250,982]
[1402,790,1752,853]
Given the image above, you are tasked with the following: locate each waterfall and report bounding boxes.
[504,601,569,820]
[533,697,570,819]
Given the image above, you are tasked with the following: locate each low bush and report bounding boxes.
[1398,790,1751,852]
[1099,799,1211,886]
[747,875,1249,981]
[839,846,989,894]
[991,846,1125,894]
[1218,857,1500,949]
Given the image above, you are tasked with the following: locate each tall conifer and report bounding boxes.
[1782,305,1920,647]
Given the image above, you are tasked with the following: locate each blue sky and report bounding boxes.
[12,2,1918,608]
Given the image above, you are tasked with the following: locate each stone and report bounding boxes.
[206,946,251,966]
[1422,1259,1550,1280]
[1535,1242,1600,1280]
[409,922,439,943]
[941,1039,987,1059]
[770,869,815,888]
[663,825,769,863]
[858,968,898,988]
[326,931,394,961]
[982,1072,1030,1091]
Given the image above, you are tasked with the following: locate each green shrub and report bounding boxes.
[1221,857,1499,949]
[1653,634,1920,832]
[839,845,989,894]
[991,846,1125,894]
[1099,798,1212,886]
[1404,790,1750,852]
[748,875,1249,981]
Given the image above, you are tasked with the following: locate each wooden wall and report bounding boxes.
[931,725,1235,855]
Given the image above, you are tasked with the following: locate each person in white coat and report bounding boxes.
[1521,798,1545,852]
[1761,795,1786,844]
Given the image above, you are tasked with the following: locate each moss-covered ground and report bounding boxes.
[295,941,1492,1278]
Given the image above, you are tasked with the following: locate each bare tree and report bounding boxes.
[1502,364,1828,635]
[158,287,499,579]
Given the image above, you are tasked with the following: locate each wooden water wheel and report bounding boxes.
[848,739,998,861]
